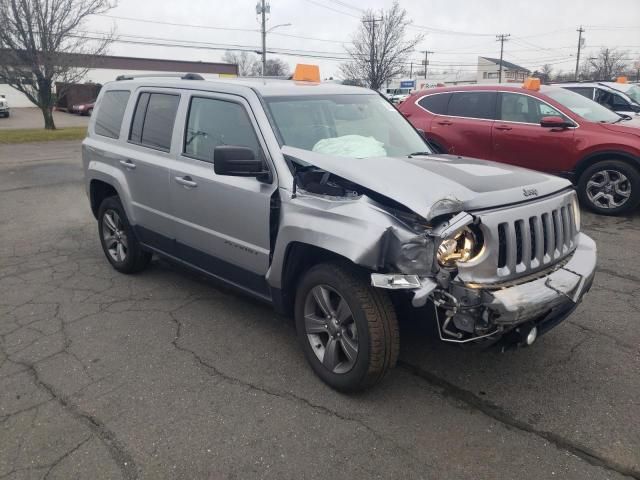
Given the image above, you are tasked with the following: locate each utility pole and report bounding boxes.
[422,50,434,80]
[257,0,269,76]
[363,16,382,89]
[409,62,413,78]
[575,26,585,81]
[496,34,510,83]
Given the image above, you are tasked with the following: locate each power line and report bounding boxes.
[325,0,363,12]
[98,14,258,33]
[301,0,361,18]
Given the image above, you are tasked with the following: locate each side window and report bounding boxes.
[184,97,262,162]
[500,93,567,124]
[611,93,630,109]
[566,87,594,100]
[129,92,180,152]
[447,92,496,119]
[418,93,451,114]
[94,90,130,139]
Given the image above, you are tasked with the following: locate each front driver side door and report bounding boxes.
[169,93,277,298]
[492,92,575,174]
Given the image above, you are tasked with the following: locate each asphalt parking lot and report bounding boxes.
[0,108,89,130]
[1,141,639,480]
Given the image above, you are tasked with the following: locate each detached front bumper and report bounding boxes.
[372,233,596,338]
[486,233,596,325]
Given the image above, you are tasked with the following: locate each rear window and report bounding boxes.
[94,90,130,139]
[129,92,180,151]
[418,93,451,114]
[448,91,496,119]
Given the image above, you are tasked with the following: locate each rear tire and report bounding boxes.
[97,196,152,273]
[294,262,399,392]
[577,160,640,215]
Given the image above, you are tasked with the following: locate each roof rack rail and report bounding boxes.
[115,73,205,81]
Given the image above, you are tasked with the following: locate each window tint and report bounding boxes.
[418,93,451,114]
[184,97,262,162]
[129,92,180,151]
[94,90,130,139]
[447,92,496,119]
[499,92,566,124]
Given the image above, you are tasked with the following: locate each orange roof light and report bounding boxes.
[522,77,541,91]
[293,64,320,83]
[616,76,628,84]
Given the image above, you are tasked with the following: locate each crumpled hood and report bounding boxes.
[283,146,572,220]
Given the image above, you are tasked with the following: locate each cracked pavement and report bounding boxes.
[1,140,639,479]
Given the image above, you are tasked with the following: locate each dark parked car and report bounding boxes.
[70,100,95,115]
[398,82,640,215]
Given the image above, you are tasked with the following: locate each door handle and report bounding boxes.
[119,159,136,170]
[495,125,512,131]
[437,120,453,126]
[174,175,198,188]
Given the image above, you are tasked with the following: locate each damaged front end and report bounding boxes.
[272,149,596,348]
[370,191,597,347]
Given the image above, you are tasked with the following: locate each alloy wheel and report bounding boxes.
[586,169,631,209]
[102,209,128,262]
[303,285,359,374]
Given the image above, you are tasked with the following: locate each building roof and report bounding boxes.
[480,57,531,73]
[0,50,238,75]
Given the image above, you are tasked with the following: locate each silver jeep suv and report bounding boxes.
[83,73,597,391]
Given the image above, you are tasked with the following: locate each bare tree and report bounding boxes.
[583,48,629,80]
[222,50,258,77]
[341,2,423,90]
[249,57,290,77]
[532,64,553,83]
[0,0,116,129]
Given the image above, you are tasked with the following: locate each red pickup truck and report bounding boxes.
[398,83,640,215]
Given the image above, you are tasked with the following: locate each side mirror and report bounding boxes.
[213,146,271,182]
[540,116,571,129]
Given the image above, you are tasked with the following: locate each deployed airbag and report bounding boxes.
[312,135,387,158]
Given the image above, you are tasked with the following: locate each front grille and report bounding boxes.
[496,202,576,277]
[456,190,580,285]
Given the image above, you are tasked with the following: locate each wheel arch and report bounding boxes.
[274,242,366,317]
[575,150,640,182]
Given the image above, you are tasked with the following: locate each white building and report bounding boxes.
[477,57,530,83]
[0,53,238,108]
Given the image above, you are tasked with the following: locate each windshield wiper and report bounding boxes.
[408,151,432,158]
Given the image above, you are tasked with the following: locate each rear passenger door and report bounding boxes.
[430,91,496,159]
[122,90,180,251]
[169,93,276,297]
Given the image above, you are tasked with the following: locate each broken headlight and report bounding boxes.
[437,227,483,268]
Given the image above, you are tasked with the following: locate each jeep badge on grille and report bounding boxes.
[523,188,538,197]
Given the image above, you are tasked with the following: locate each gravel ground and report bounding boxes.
[0,140,638,480]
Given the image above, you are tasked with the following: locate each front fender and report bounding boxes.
[267,192,421,289]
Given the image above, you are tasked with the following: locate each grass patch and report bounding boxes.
[0,127,87,144]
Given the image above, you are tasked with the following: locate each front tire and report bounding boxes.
[97,196,152,273]
[577,160,640,215]
[295,263,399,392]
